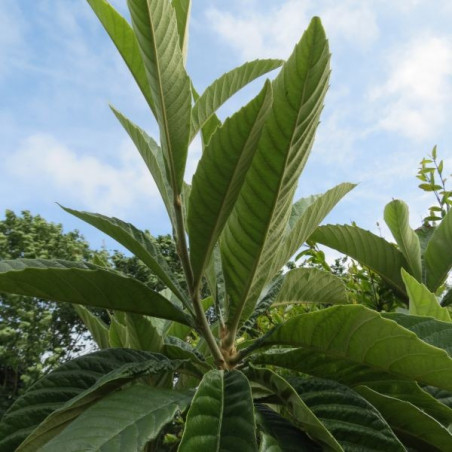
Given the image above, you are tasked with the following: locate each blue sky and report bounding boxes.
[1,0,452,254]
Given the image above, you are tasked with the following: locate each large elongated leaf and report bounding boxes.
[40,384,192,451]
[179,370,257,451]
[384,200,422,281]
[401,269,451,321]
[247,367,342,451]
[188,81,273,286]
[190,59,283,141]
[87,0,155,113]
[128,0,191,192]
[0,349,170,452]
[357,386,452,451]
[61,207,187,304]
[73,305,110,349]
[0,259,193,326]
[275,267,347,305]
[272,183,355,273]
[221,18,330,334]
[171,0,191,64]
[310,224,408,295]
[110,106,175,223]
[289,378,405,451]
[256,305,452,391]
[424,208,452,291]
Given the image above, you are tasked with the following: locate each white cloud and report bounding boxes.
[370,35,452,141]
[5,134,160,216]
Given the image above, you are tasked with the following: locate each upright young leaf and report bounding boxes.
[188,81,273,286]
[73,305,110,349]
[221,18,330,332]
[384,200,422,281]
[190,59,283,141]
[424,208,452,291]
[171,0,191,64]
[87,0,155,113]
[401,268,451,322]
[128,0,191,192]
[179,370,257,451]
[0,259,193,326]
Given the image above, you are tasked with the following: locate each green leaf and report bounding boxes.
[256,305,452,391]
[356,386,452,451]
[73,305,110,349]
[128,0,191,192]
[171,0,191,64]
[272,183,356,273]
[0,259,193,326]
[247,367,342,451]
[119,312,164,351]
[190,59,283,141]
[40,384,192,451]
[110,106,174,223]
[384,200,422,281]
[0,349,170,452]
[275,267,347,305]
[255,404,321,452]
[179,370,257,451]
[61,206,187,304]
[289,378,405,451]
[424,208,452,290]
[423,386,452,410]
[87,0,155,113]
[401,269,451,321]
[310,225,408,296]
[188,81,273,286]
[221,17,330,331]
[441,286,452,306]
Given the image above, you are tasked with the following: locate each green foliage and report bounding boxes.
[1,2,452,450]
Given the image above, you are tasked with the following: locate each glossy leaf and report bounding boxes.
[0,349,170,452]
[401,269,451,321]
[275,267,347,305]
[190,59,283,141]
[40,384,192,451]
[179,370,257,451]
[188,81,273,286]
[424,208,452,290]
[128,0,191,192]
[221,18,330,331]
[311,224,408,295]
[87,0,155,113]
[0,259,193,326]
[171,0,191,64]
[384,200,422,281]
[73,305,110,349]
[257,305,452,391]
[247,367,342,451]
[357,385,452,451]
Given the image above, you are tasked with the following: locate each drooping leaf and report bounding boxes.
[310,224,408,296]
[272,183,356,273]
[128,0,191,192]
[424,208,452,291]
[39,384,192,451]
[275,267,347,305]
[401,268,451,321]
[221,17,330,333]
[171,0,191,64]
[188,81,273,286]
[190,59,283,141]
[384,200,422,281]
[256,305,452,391]
[110,106,175,223]
[178,370,258,451]
[356,385,452,451]
[0,259,193,326]
[289,377,405,451]
[246,367,342,451]
[0,349,173,452]
[73,305,110,349]
[255,404,321,452]
[61,207,187,304]
[87,0,155,113]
